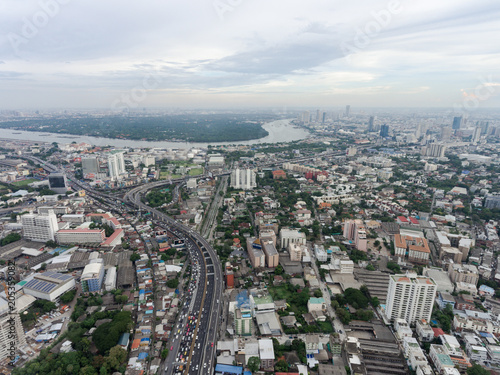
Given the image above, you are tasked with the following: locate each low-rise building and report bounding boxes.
[416,319,434,342]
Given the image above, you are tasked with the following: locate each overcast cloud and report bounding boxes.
[0,0,499,109]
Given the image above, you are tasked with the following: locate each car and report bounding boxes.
[211,342,214,347]
[171,346,173,350]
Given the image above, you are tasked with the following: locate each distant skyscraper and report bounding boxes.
[108,151,126,179]
[421,144,446,158]
[301,111,310,124]
[345,105,351,117]
[368,116,375,132]
[316,109,321,122]
[472,127,481,144]
[452,116,462,130]
[322,111,327,123]
[480,121,490,135]
[380,124,389,138]
[441,127,452,141]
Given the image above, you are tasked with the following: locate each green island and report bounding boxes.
[0,113,275,142]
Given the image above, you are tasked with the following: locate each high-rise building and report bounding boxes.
[385,273,437,324]
[345,105,351,117]
[48,172,68,194]
[380,124,389,138]
[421,144,446,158]
[452,116,463,130]
[441,127,452,141]
[368,116,375,132]
[472,127,481,144]
[0,302,26,361]
[107,151,126,179]
[230,168,256,190]
[301,111,310,124]
[82,156,100,176]
[343,219,367,251]
[21,211,58,242]
[322,111,327,123]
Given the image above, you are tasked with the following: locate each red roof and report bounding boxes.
[397,216,409,222]
[432,327,445,337]
[101,228,124,245]
[409,217,419,224]
[58,229,103,233]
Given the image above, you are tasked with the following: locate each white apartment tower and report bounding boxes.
[230,168,256,190]
[108,151,126,179]
[21,211,58,242]
[385,273,437,324]
[0,310,26,361]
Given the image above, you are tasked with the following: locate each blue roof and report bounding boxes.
[118,333,129,346]
[138,352,148,360]
[214,364,243,374]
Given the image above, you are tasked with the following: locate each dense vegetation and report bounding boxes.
[0,232,21,246]
[0,114,273,142]
[14,299,131,375]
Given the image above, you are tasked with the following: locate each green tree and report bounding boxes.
[275,359,289,372]
[247,356,261,372]
[166,278,179,288]
[161,347,169,360]
[274,264,284,275]
[466,364,490,375]
[106,345,127,370]
[130,253,140,262]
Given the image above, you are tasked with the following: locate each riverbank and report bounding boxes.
[0,119,310,149]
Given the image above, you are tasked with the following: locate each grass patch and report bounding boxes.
[11,178,37,187]
[188,168,203,176]
[268,286,294,301]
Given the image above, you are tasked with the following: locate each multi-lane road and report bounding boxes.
[125,184,223,375]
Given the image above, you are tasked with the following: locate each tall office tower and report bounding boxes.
[368,116,375,132]
[415,123,427,138]
[0,305,26,361]
[48,172,68,194]
[380,124,389,138]
[301,111,310,124]
[82,156,100,175]
[345,105,351,117]
[480,121,490,135]
[385,273,437,324]
[107,151,126,179]
[452,116,463,130]
[472,127,481,144]
[322,111,327,123]
[230,168,256,190]
[316,109,321,122]
[441,127,452,141]
[21,210,58,242]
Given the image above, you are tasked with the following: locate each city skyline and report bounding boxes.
[0,0,499,109]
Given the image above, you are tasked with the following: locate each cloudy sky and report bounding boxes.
[0,0,499,109]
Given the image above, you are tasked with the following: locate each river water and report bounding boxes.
[0,119,309,149]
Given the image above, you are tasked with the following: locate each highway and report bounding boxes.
[125,185,223,375]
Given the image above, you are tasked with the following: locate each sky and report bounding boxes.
[0,0,499,110]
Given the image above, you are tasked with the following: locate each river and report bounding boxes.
[0,119,310,149]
